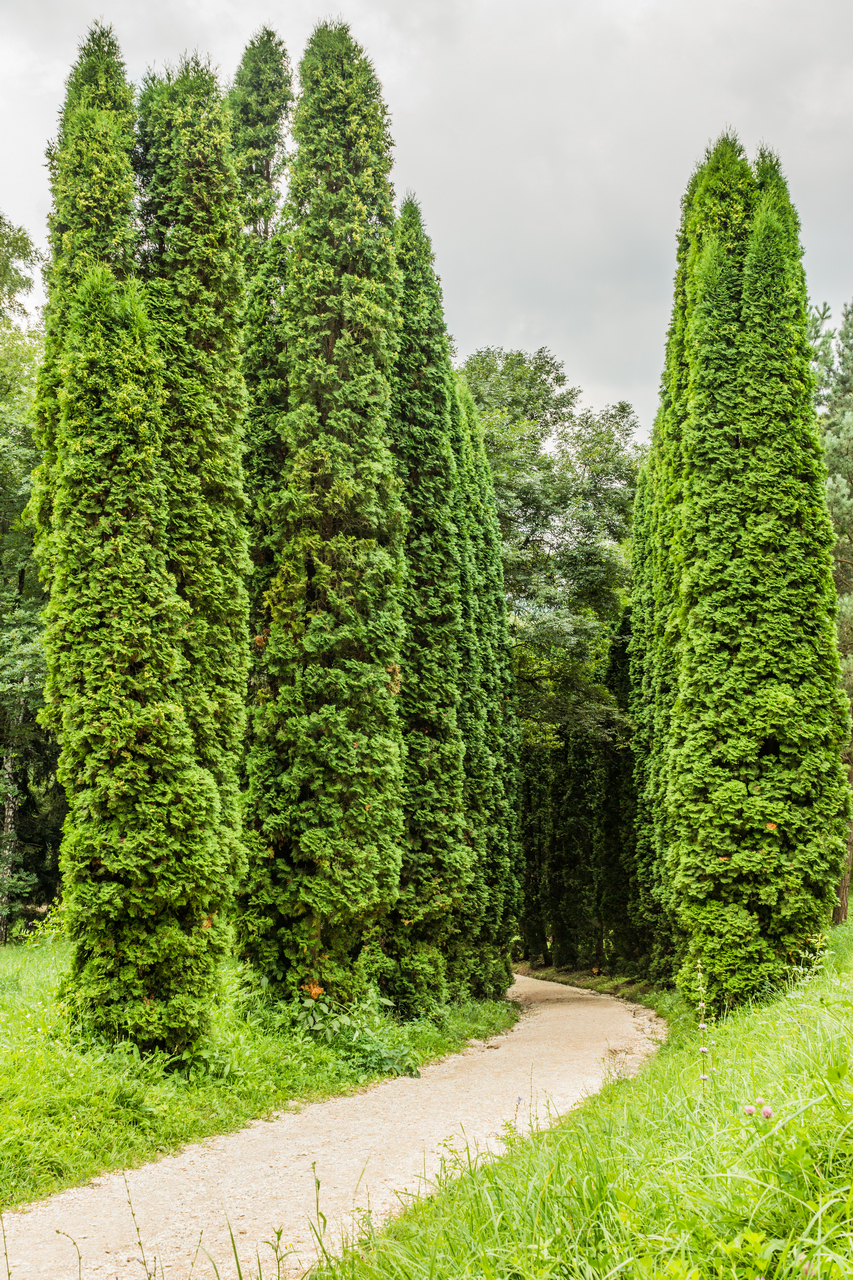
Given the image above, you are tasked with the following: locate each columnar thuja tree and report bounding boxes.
[137,58,251,938]
[449,380,521,997]
[227,30,294,669]
[241,22,406,998]
[227,27,292,257]
[382,198,470,1012]
[31,23,136,584]
[634,133,850,1006]
[33,28,221,1048]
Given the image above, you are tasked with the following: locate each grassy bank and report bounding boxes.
[512,960,667,1006]
[309,927,853,1280]
[0,939,517,1211]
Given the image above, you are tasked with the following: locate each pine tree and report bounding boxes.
[136,57,251,941]
[240,22,406,999]
[448,380,521,997]
[637,134,850,1006]
[379,197,469,1013]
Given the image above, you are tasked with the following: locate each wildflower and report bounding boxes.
[761,1106,773,1120]
[698,1023,707,1030]
[744,1105,755,1115]
[699,1046,709,1054]
[700,1073,709,1081]
[755,1096,765,1105]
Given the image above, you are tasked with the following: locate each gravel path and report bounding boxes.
[2,976,663,1280]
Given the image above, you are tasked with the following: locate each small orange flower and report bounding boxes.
[302,980,324,1000]
[766,822,778,832]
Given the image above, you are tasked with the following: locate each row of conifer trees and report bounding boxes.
[519,134,852,1011]
[35,21,520,1050]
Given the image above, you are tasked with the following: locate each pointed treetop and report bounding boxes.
[228,27,293,238]
[61,21,132,127]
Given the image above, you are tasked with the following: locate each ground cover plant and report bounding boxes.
[305,925,853,1280]
[0,933,517,1212]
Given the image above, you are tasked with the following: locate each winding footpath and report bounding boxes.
[3,976,662,1279]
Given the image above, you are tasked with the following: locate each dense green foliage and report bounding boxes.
[380,198,470,1014]
[463,348,638,973]
[227,27,292,255]
[632,133,850,1006]
[312,929,853,1280]
[136,57,251,1032]
[0,936,517,1210]
[25,29,251,1051]
[30,29,217,1049]
[808,299,853,923]
[229,28,294,776]
[0,320,64,942]
[43,263,223,1051]
[240,23,407,1001]
[30,22,137,591]
[0,213,39,321]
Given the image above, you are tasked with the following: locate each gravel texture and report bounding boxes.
[2,974,663,1279]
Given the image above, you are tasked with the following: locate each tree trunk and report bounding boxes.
[833,759,853,925]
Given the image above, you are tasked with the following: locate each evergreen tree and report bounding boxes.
[636,134,850,1006]
[380,197,469,1013]
[47,266,222,1048]
[30,26,224,1046]
[463,348,639,977]
[30,22,136,591]
[449,380,521,997]
[240,22,406,1000]
[136,57,251,949]
[227,30,294,708]
[227,28,292,257]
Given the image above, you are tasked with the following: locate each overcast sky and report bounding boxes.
[2,0,853,431]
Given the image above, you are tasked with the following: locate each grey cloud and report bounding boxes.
[2,0,852,431]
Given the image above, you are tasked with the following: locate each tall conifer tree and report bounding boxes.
[240,23,406,998]
[31,23,136,584]
[227,30,294,684]
[33,28,221,1048]
[137,58,250,944]
[227,28,292,259]
[448,380,521,997]
[635,134,850,1005]
[382,197,469,1012]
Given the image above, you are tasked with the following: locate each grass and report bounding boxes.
[512,959,670,1008]
[303,926,853,1280]
[0,938,518,1212]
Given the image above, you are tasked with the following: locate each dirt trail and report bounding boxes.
[3,976,662,1280]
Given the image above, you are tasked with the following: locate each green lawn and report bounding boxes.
[309,927,853,1280]
[0,939,517,1211]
